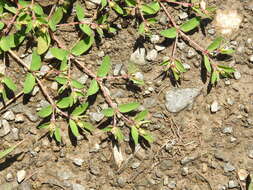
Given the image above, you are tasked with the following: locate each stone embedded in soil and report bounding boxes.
[159,160,173,171]
[77,74,89,84]
[11,128,19,141]
[130,48,146,65]
[39,65,50,76]
[0,120,11,137]
[183,63,191,70]
[181,167,189,176]
[117,177,126,188]
[234,71,241,80]
[89,0,101,5]
[17,170,26,183]
[131,162,141,169]
[222,127,233,134]
[238,169,248,181]
[211,101,220,113]
[165,88,201,113]
[73,158,84,167]
[168,181,177,189]
[187,48,196,58]
[179,12,188,20]
[228,180,238,189]
[155,45,165,52]
[249,55,253,62]
[150,35,160,44]
[3,110,15,121]
[224,162,235,172]
[248,150,253,159]
[208,28,216,35]
[89,112,104,122]
[6,173,14,182]
[15,114,25,123]
[180,156,197,165]
[72,183,86,190]
[146,49,158,61]
[113,64,123,76]
[214,151,229,162]
[89,165,100,176]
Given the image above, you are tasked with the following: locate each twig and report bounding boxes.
[0,91,23,114]
[2,9,20,35]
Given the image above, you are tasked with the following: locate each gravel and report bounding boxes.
[187,48,196,58]
[131,162,141,169]
[89,112,104,122]
[150,35,160,44]
[0,120,11,137]
[211,101,220,113]
[73,158,84,167]
[223,162,235,172]
[72,183,86,190]
[155,45,165,52]
[130,48,146,65]
[222,127,233,134]
[228,180,238,188]
[146,49,158,61]
[165,88,201,113]
[17,170,26,183]
[113,64,123,76]
[3,110,15,121]
[234,71,241,80]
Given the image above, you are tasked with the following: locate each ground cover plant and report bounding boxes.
[0,0,240,162]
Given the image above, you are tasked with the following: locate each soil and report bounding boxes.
[0,0,253,190]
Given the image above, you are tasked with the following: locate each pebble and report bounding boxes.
[3,110,15,121]
[89,143,100,153]
[89,165,100,176]
[72,183,86,190]
[89,112,104,122]
[217,185,226,190]
[90,0,101,5]
[227,98,234,105]
[222,127,233,134]
[155,45,166,52]
[146,49,158,61]
[249,55,253,62]
[228,180,238,189]
[181,167,189,176]
[234,71,241,80]
[130,48,146,65]
[230,137,237,143]
[208,28,216,35]
[177,41,186,50]
[187,48,196,58]
[77,74,89,84]
[168,181,177,189]
[181,156,197,165]
[223,162,235,172]
[73,158,84,167]
[6,173,14,182]
[214,151,229,162]
[131,162,141,169]
[179,12,188,19]
[237,169,248,181]
[0,120,11,137]
[57,170,74,180]
[150,35,160,44]
[23,54,32,68]
[15,114,25,123]
[97,51,105,58]
[117,177,126,188]
[134,72,144,81]
[44,50,54,60]
[210,101,220,113]
[0,63,6,75]
[39,65,50,76]
[143,98,157,109]
[19,182,31,190]
[163,176,169,185]
[183,63,191,70]
[17,170,26,183]
[11,128,19,141]
[165,88,201,113]
[50,82,58,90]
[113,64,123,76]
[248,150,253,159]
[159,160,173,171]
[32,86,40,96]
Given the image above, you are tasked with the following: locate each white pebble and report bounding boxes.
[17,170,26,183]
[211,101,220,113]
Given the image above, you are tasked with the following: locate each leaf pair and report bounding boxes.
[102,102,140,117]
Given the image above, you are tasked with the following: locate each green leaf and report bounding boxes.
[211,70,218,84]
[38,105,53,118]
[55,76,68,85]
[141,2,160,15]
[219,49,235,55]
[49,7,63,31]
[97,55,111,77]
[102,125,113,132]
[134,110,148,122]
[102,108,115,117]
[203,55,211,73]
[138,22,145,35]
[71,36,94,56]
[3,77,16,91]
[69,119,80,137]
[217,65,235,73]
[54,127,61,142]
[248,175,253,190]
[0,142,20,160]
[101,0,108,10]
[160,27,177,38]
[60,58,68,71]
[79,24,93,36]
[50,47,69,61]
[174,60,186,73]
[141,131,154,143]
[57,96,74,109]
[112,2,124,15]
[23,73,36,94]
[131,126,139,145]
[30,51,41,71]
[0,22,4,31]
[78,121,94,132]
[0,35,13,51]
[180,17,201,32]
[76,3,85,21]
[37,34,50,55]
[207,37,223,51]
[71,102,89,116]
[71,79,84,89]
[113,127,124,141]
[118,102,140,113]
[172,68,180,81]
[37,122,50,129]
[125,0,136,7]
[86,79,99,96]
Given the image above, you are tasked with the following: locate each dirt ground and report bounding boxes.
[0,0,253,190]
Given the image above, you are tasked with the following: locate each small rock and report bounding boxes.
[17,170,26,183]
[0,63,6,75]
[223,127,233,134]
[210,101,220,113]
[224,162,235,172]
[155,45,165,52]
[168,181,177,189]
[183,63,191,70]
[24,109,38,122]
[73,158,84,167]
[131,162,141,169]
[117,177,126,188]
[163,176,169,185]
[208,28,216,35]
[6,173,14,182]
[51,82,58,90]
[77,74,89,84]
[90,112,104,122]
[15,114,25,123]
[134,72,144,81]
[217,185,226,190]
[89,143,100,153]
[113,64,123,76]
[187,48,196,58]
[44,50,54,60]
[97,51,105,58]
[23,54,32,68]
[0,120,11,137]
[181,156,196,165]
[159,160,173,171]
[177,41,186,50]
[18,182,31,190]
[89,165,100,176]
[150,35,160,44]
[214,151,229,162]
[146,49,158,61]
[181,167,189,176]
[234,71,241,80]
[249,55,253,62]
[227,98,234,105]
[130,48,146,65]
[11,128,19,141]
[57,170,74,180]
[39,65,50,76]
[89,0,101,5]
[238,169,248,181]
[72,183,86,190]
[230,136,237,143]
[32,86,40,96]
[165,88,201,113]
[143,98,157,109]
[3,110,15,121]
[228,180,238,189]
[248,150,253,159]
[179,12,188,19]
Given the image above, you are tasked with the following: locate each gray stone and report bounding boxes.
[211,101,220,113]
[223,127,233,134]
[23,54,32,68]
[187,48,196,58]
[146,49,158,61]
[217,185,226,190]
[97,51,105,58]
[89,165,100,176]
[249,55,253,62]
[179,12,188,19]
[177,41,186,50]
[89,143,100,153]
[18,182,31,190]
[15,114,25,123]
[77,74,88,84]
[168,181,177,189]
[159,160,173,171]
[72,183,86,190]
[57,170,74,180]
[165,88,201,113]
[11,128,19,141]
[3,110,15,121]
[32,86,40,96]
[90,112,104,122]
[208,28,216,35]
[24,109,38,122]
[224,163,235,172]
[44,50,54,60]
[0,120,11,137]
[117,177,126,188]
[130,48,146,65]
[181,167,189,176]
[238,169,248,181]
[89,0,101,5]
[39,65,50,76]
[143,98,157,109]
[73,158,84,167]
[131,162,141,169]
[50,82,58,90]
[150,35,160,44]
[214,151,229,162]
[230,137,237,143]
[113,64,123,76]
[228,180,238,188]
[134,72,144,81]
[6,172,14,182]
[0,63,6,75]
[155,45,165,52]
[183,63,191,70]
[181,156,197,165]
[248,150,253,159]
[234,71,241,80]
[17,170,26,183]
